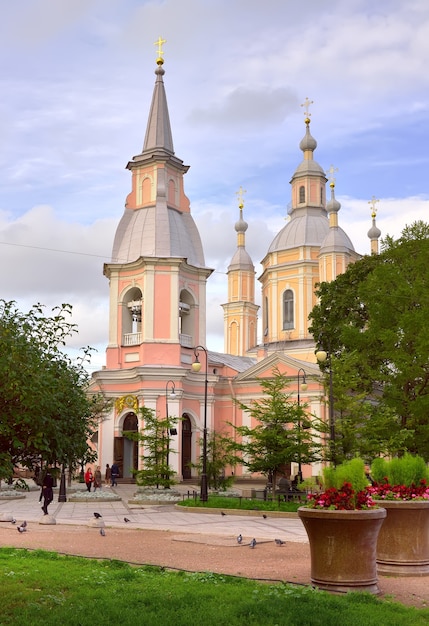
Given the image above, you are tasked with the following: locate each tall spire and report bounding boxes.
[142,37,174,154]
[367,196,381,255]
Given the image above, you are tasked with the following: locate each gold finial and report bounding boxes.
[368,195,380,218]
[326,164,339,187]
[236,186,247,210]
[300,97,314,124]
[154,36,166,65]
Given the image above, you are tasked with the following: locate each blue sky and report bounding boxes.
[1,0,428,369]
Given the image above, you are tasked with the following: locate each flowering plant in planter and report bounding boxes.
[306,458,376,510]
[367,453,429,501]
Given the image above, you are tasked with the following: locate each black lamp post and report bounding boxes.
[58,464,67,502]
[297,368,308,483]
[315,345,336,465]
[165,380,177,485]
[192,345,208,502]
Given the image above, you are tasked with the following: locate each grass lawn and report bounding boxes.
[177,495,303,513]
[1,548,428,625]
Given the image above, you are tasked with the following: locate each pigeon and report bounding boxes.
[262,514,267,519]
[237,534,243,544]
[20,520,27,528]
[17,526,26,533]
[100,528,106,536]
[94,512,102,519]
[275,538,286,546]
[11,518,16,524]
[249,538,256,549]
[220,511,226,516]
[124,517,131,523]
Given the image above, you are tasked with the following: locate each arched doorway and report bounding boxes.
[114,412,139,481]
[181,414,192,479]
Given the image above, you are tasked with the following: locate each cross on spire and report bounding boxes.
[154,36,166,65]
[368,195,380,218]
[326,164,339,185]
[301,97,314,121]
[236,186,247,209]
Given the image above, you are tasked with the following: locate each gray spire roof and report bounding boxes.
[110,59,208,269]
[142,63,174,154]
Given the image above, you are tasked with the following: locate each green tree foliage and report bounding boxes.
[0,300,103,481]
[231,368,326,490]
[192,429,238,490]
[126,405,179,489]
[309,221,429,460]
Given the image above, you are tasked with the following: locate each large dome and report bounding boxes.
[111,205,206,267]
[268,209,330,253]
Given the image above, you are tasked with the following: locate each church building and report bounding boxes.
[90,44,380,483]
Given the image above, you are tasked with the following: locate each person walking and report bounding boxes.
[84,467,93,492]
[93,466,102,492]
[105,463,111,487]
[110,462,119,487]
[41,468,54,515]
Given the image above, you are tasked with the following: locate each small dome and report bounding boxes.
[235,215,248,234]
[319,227,355,254]
[367,222,381,240]
[228,247,254,271]
[299,123,317,152]
[326,185,341,214]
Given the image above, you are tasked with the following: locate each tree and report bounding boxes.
[126,405,179,489]
[231,368,326,491]
[192,429,238,491]
[309,221,429,460]
[0,300,102,481]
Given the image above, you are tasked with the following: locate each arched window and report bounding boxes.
[283,289,294,330]
[299,186,305,203]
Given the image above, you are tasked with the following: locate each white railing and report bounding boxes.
[179,333,193,348]
[123,332,142,346]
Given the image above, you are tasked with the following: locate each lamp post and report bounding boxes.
[315,345,336,465]
[58,464,67,502]
[297,368,308,483]
[165,380,177,485]
[192,345,208,502]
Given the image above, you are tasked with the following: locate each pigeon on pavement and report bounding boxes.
[94,512,102,519]
[249,538,256,548]
[20,520,27,528]
[221,511,226,516]
[275,538,286,546]
[100,528,106,536]
[17,526,26,533]
[124,517,131,523]
[262,514,267,519]
[11,518,16,524]
[237,534,243,544]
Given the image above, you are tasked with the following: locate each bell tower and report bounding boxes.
[104,39,212,370]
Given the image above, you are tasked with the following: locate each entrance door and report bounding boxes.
[181,415,192,479]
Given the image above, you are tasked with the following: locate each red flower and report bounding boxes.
[307,481,376,510]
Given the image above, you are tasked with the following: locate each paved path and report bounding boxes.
[0,482,308,543]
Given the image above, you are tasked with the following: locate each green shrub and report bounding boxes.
[323,458,368,492]
[371,453,428,486]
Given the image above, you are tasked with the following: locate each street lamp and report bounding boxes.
[315,346,336,465]
[191,345,208,502]
[165,381,177,486]
[297,368,308,483]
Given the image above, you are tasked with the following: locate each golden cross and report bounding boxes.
[326,164,339,185]
[154,36,166,62]
[368,195,380,218]
[300,97,314,119]
[236,186,247,209]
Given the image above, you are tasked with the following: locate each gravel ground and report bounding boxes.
[1,523,428,609]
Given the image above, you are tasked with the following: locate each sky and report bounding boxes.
[1,0,429,372]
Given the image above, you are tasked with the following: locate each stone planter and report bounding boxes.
[298,507,386,594]
[374,500,429,576]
